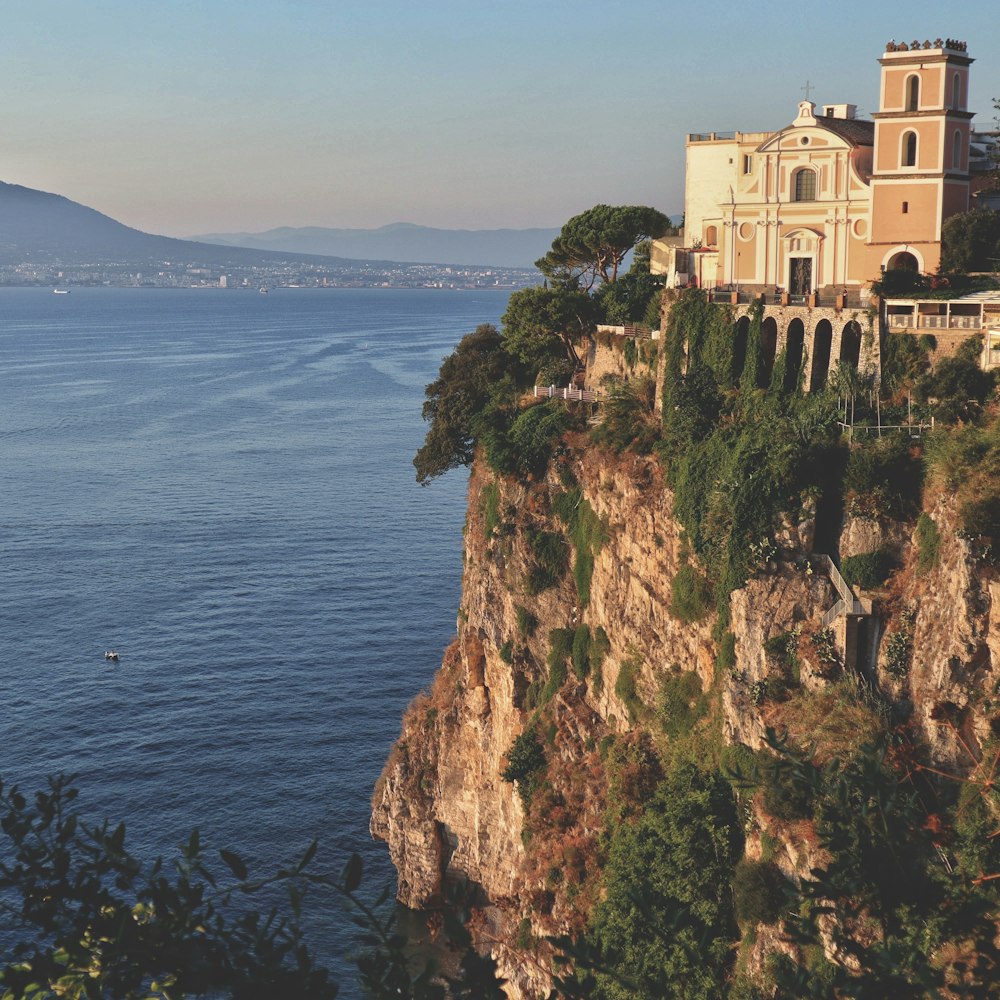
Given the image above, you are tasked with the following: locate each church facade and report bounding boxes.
[654,38,986,296]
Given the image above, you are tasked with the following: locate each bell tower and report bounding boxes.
[866,38,973,277]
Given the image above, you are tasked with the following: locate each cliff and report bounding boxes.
[372,358,1000,996]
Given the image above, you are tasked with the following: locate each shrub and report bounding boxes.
[615,653,644,723]
[590,626,611,693]
[481,481,501,539]
[657,670,708,738]
[670,564,712,623]
[525,528,568,594]
[587,763,741,999]
[499,640,514,664]
[552,488,607,607]
[732,859,789,926]
[884,606,916,678]
[515,605,538,637]
[843,436,922,517]
[571,624,591,679]
[915,513,941,572]
[591,377,660,455]
[540,628,574,703]
[716,631,737,676]
[761,757,815,821]
[501,729,546,807]
[915,341,996,424]
[841,548,896,590]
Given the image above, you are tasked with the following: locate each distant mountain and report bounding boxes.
[191,222,561,268]
[0,182,365,267]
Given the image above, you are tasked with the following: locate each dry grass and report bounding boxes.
[766,680,886,764]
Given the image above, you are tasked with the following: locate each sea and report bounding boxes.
[0,285,511,991]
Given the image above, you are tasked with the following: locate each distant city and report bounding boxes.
[0,258,541,291]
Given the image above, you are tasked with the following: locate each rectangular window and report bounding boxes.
[743,154,752,174]
[902,201,909,214]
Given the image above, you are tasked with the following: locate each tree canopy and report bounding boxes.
[501,284,598,370]
[413,324,516,484]
[535,205,672,289]
[940,208,1000,273]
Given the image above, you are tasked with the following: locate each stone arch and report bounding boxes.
[840,320,863,370]
[784,318,805,391]
[809,319,833,392]
[883,246,924,273]
[760,317,778,387]
[732,316,750,381]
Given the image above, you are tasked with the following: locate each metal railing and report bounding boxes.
[533,385,603,403]
[815,553,868,625]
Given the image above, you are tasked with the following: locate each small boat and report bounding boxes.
[258,286,269,295]
[53,288,71,295]
[104,650,120,661]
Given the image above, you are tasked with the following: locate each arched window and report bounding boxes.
[952,72,961,109]
[905,74,920,111]
[953,129,962,169]
[902,131,917,167]
[705,225,718,246]
[793,168,816,201]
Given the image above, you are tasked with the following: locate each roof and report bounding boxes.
[810,116,875,147]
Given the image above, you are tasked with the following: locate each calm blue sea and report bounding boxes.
[0,286,508,989]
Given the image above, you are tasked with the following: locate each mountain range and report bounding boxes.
[191,222,561,269]
[0,182,370,268]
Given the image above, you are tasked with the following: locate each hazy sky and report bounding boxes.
[2,1,998,237]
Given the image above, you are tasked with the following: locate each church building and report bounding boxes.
[653,38,990,297]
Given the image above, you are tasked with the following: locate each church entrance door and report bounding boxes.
[789,256,813,295]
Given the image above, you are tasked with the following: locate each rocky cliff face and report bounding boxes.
[371,432,1000,996]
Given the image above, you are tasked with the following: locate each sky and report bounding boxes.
[2,0,998,238]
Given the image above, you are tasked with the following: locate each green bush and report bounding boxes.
[670,564,712,623]
[525,528,568,594]
[732,859,789,926]
[499,640,514,664]
[590,626,611,693]
[481,481,501,539]
[515,605,538,637]
[657,670,708,738]
[501,729,546,807]
[841,548,896,590]
[572,624,591,679]
[716,631,737,676]
[615,653,644,723]
[540,628,574,703]
[587,763,741,999]
[761,757,815,822]
[915,513,941,572]
[843,436,922,516]
[552,488,607,607]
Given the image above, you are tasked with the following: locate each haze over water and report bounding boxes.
[0,286,508,988]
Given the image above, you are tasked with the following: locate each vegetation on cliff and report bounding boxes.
[404,208,1000,997]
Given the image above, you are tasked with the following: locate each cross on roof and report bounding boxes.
[802,79,815,100]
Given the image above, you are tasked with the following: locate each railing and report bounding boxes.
[534,385,603,403]
[815,553,868,625]
[887,314,983,330]
[838,419,933,439]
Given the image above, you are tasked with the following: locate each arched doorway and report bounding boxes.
[784,319,805,391]
[732,316,750,382]
[810,320,833,392]
[887,251,919,272]
[760,317,778,387]
[840,321,862,370]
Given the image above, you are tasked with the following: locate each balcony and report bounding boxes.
[887,314,983,331]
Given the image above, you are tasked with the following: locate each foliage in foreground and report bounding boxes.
[0,774,504,1000]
